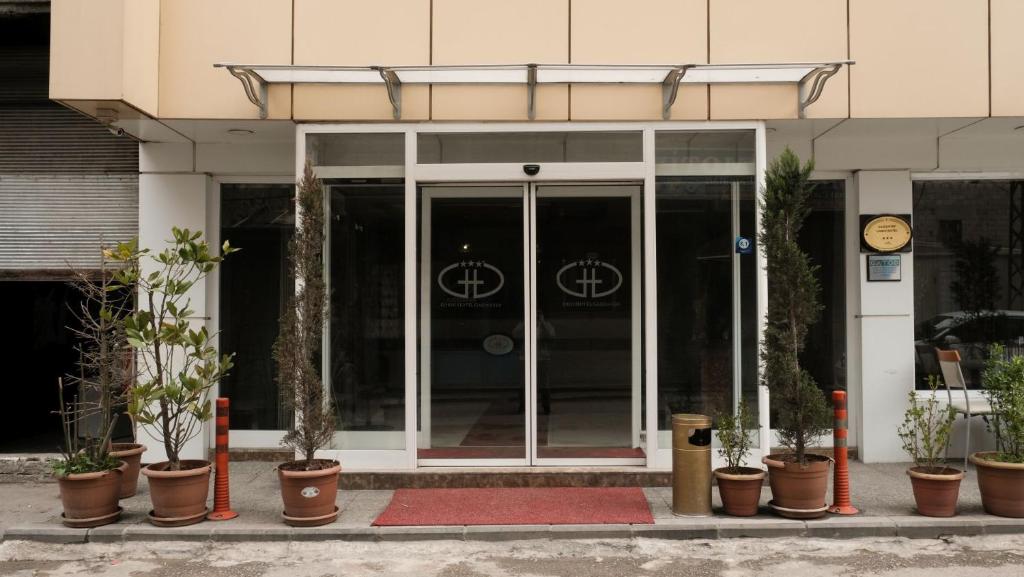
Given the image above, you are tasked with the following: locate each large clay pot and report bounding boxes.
[57,462,125,528]
[141,460,212,527]
[110,443,147,498]
[763,454,831,519]
[714,467,765,517]
[278,459,341,527]
[907,466,963,517]
[971,452,1024,518]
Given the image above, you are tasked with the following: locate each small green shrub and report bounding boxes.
[982,344,1024,463]
[716,401,758,473]
[897,375,957,472]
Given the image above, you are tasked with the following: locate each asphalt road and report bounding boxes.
[2,534,1024,577]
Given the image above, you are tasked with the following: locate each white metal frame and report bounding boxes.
[296,121,765,470]
[210,175,294,450]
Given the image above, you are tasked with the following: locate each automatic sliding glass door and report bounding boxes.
[418,183,643,465]
[531,185,643,463]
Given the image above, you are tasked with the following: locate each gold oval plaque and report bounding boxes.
[863,215,912,252]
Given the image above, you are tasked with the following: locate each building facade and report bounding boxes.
[46,0,1024,468]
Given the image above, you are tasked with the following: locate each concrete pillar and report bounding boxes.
[136,142,210,463]
[854,170,914,463]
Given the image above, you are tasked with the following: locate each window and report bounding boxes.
[219,183,295,430]
[913,180,1024,389]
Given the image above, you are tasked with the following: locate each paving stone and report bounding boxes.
[462,524,557,541]
[5,526,88,544]
[804,516,898,538]
[290,526,378,542]
[378,525,465,541]
[87,525,127,543]
[124,524,213,542]
[210,525,294,542]
[631,523,718,540]
[892,516,984,539]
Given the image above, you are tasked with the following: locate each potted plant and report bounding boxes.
[898,375,961,516]
[273,163,340,527]
[52,243,136,527]
[971,343,1024,517]
[714,401,764,516]
[114,228,236,526]
[759,149,833,519]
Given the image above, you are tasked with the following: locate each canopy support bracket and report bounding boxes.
[798,63,842,118]
[377,67,402,120]
[661,66,691,120]
[224,65,267,119]
[526,64,538,120]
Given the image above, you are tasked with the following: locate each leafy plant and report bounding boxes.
[274,163,336,467]
[52,243,136,477]
[758,148,831,466]
[982,344,1024,463]
[716,400,758,473]
[111,228,237,471]
[898,375,957,472]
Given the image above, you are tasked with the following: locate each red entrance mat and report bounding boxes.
[372,487,654,526]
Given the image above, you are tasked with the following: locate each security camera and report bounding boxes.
[108,126,125,137]
[523,164,540,176]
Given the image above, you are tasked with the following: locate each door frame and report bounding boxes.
[295,121,769,470]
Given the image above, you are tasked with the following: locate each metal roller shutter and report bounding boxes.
[0,174,138,270]
[0,41,139,276]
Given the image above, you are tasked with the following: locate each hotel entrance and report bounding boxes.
[419,184,642,465]
[299,124,765,470]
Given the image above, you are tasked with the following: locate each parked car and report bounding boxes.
[914,310,1024,388]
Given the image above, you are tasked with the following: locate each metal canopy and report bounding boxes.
[215,61,852,121]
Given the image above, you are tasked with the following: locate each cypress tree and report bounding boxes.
[759,148,830,466]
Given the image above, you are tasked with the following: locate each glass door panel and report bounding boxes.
[419,187,527,461]
[533,185,643,461]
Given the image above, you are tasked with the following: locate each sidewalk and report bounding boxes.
[2,461,1022,543]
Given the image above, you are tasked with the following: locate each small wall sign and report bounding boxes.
[860,214,913,253]
[867,254,902,282]
[735,236,753,255]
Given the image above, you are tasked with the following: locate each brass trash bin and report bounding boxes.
[672,413,712,517]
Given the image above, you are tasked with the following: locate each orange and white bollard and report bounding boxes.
[829,390,859,515]
[207,397,238,521]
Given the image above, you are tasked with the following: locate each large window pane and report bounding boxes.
[219,183,294,430]
[329,182,406,448]
[656,177,756,441]
[914,180,1024,389]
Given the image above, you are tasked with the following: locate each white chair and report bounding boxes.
[935,348,994,470]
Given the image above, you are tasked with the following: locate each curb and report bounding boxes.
[4,516,1022,544]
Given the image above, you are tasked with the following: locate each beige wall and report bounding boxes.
[710,0,847,119]
[158,0,293,119]
[850,0,989,118]
[49,0,159,116]
[571,0,707,120]
[51,0,1020,122]
[432,0,569,120]
[991,0,1024,117]
[293,0,430,120]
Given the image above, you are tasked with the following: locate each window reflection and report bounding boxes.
[914,180,1024,389]
[329,182,406,446]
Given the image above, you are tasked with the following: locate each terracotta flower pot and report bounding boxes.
[971,452,1024,518]
[57,461,125,528]
[714,467,765,517]
[907,466,963,517]
[763,454,832,519]
[278,459,341,527]
[110,443,147,498]
[141,460,212,527]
